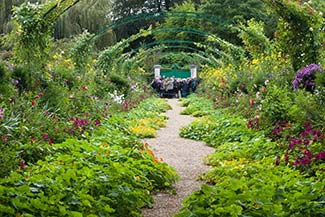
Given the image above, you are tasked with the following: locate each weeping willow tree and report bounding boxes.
[54,0,115,49]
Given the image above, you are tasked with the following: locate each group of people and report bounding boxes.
[150,76,199,98]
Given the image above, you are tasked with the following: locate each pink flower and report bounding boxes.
[94,119,100,126]
[249,98,254,107]
[304,150,312,157]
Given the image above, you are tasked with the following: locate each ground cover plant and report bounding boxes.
[0,97,178,216]
[177,96,325,216]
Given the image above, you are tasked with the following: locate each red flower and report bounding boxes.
[20,160,25,170]
[31,100,36,106]
[82,86,88,90]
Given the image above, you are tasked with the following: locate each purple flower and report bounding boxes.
[293,64,323,91]
[315,152,325,161]
[275,155,280,165]
[0,108,5,119]
[304,122,313,132]
[303,138,310,146]
[301,157,312,165]
[284,152,289,162]
[273,128,279,135]
[5,61,14,72]
[41,134,49,140]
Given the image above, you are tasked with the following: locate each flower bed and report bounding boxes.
[176,96,325,216]
[0,98,178,216]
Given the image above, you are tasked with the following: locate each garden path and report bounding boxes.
[141,98,215,217]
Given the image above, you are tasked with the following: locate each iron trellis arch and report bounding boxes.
[116,45,220,67]
[129,39,222,58]
[92,11,232,41]
[126,51,218,70]
[100,26,238,68]
[109,27,238,57]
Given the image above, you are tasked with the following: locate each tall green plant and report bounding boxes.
[237,19,272,58]
[264,0,324,71]
[69,30,95,74]
[10,0,81,69]
[11,2,53,69]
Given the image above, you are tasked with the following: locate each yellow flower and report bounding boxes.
[252,59,259,65]
[53,54,58,60]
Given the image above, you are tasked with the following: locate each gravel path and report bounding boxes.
[141,98,215,217]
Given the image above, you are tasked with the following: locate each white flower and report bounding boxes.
[256,92,260,99]
[109,90,124,104]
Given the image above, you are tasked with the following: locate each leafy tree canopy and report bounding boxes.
[199,0,277,44]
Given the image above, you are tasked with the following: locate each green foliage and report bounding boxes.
[315,69,325,88]
[108,73,130,91]
[0,62,15,96]
[41,82,70,111]
[54,0,115,49]
[260,85,325,129]
[155,1,202,42]
[237,19,272,57]
[0,140,177,216]
[200,0,277,45]
[177,165,325,216]
[69,30,95,73]
[180,109,268,149]
[180,95,215,116]
[176,95,325,216]
[11,65,33,92]
[260,85,297,125]
[0,97,178,216]
[11,2,53,69]
[265,0,324,70]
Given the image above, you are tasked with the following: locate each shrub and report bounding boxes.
[293,64,323,92]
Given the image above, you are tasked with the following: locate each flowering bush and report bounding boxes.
[279,122,325,170]
[293,63,323,92]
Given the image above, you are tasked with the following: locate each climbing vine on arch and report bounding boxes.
[10,0,80,69]
[264,0,324,71]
